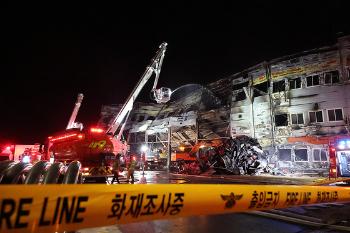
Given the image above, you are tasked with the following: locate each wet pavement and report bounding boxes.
[78,213,314,233]
[108,170,322,185]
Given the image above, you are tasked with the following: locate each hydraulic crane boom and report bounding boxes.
[106,42,171,138]
[66,93,84,130]
[48,43,172,173]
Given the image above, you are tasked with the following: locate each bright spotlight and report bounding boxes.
[141,145,148,152]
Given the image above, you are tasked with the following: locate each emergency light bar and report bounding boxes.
[90,127,104,133]
[337,140,350,150]
[49,133,84,142]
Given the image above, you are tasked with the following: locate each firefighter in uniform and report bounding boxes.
[111,154,121,184]
[127,155,136,184]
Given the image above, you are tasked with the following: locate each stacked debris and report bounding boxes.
[204,136,268,175]
[172,136,268,175]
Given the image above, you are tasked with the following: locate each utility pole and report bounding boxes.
[167,127,172,172]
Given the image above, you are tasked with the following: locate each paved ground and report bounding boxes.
[105,170,324,185]
[78,213,317,233]
[76,170,350,233]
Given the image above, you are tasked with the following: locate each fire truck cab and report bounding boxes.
[329,137,350,178]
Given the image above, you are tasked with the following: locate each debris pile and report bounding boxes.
[172,136,268,175]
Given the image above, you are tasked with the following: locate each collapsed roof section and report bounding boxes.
[98,83,230,147]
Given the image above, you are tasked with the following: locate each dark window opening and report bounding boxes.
[324,70,340,84]
[275,114,288,126]
[273,80,285,93]
[253,81,269,97]
[328,108,343,121]
[306,75,320,87]
[148,116,155,121]
[279,149,292,161]
[289,77,302,89]
[232,81,249,91]
[147,134,156,142]
[313,149,320,161]
[295,149,308,161]
[320,150,327,161]
[235,91,246,101]
[309,111,323,123]
[313,149,328,162]
[291,113,304,125]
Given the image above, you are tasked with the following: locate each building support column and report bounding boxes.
[167,127,172,172]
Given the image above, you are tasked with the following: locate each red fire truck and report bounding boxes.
[329,136,350,179]
[47,43,171,175]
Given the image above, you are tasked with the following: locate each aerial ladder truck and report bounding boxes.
[47,42,171,177]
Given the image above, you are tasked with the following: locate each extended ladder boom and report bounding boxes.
[106,42,168,137]
[66,93,84,130]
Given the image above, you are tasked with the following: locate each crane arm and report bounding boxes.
[106,42,168,136]
[66,93,84,130]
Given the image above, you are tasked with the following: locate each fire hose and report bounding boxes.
[0,160,81,184]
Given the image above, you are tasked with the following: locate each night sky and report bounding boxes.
[1,1,349,144]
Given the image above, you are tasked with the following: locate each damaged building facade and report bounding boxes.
[228,35,350,174]
[98,84,230,163]
[99,36,350,175]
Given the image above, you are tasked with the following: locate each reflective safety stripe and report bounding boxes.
[0,184,350,233]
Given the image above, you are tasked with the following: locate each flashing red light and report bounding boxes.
[78,134,84,139]
[90,128,104,133]
[5,146,11,151]
[48,136,52,139]
[50,133,78,142]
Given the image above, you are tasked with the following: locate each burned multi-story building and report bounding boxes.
[100,36,350,174]
[99,84,229,160]
[226,35,350,174]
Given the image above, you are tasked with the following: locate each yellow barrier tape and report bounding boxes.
[1,184,350,233]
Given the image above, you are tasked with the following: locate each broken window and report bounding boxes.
[147,134,156,142]
[275,114,288,126]
[309,110,323,123]
[289,77,302,89]
[253,81,269,97]
[328,108,343,121]
[313,149,328,162]
[291,113,304,125]
[324,70,339,84]
[278,149,292,161]
[294,149,308,161]
[306,75,320,87]
[273,80,285,93]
